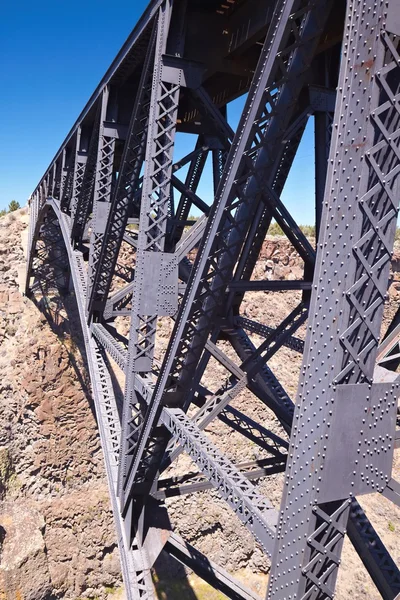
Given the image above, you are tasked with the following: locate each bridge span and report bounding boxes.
[25,0,400,598]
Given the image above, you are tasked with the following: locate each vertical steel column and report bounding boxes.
[71,103,102,244]
[87,87,116,306]
[118,0,181,504]
[50,161,57,197]
[43,175,49,202]
[70,127,87,229]
[314,111,332,241]
[268,2,400,598]
[60,145,76,214]
[58,148,67,204]
[25,190,40,292]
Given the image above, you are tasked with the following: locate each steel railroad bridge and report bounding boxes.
[25,0,400,598]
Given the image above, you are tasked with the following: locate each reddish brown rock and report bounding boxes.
[0,210,122,599]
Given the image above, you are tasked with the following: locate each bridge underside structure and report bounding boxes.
[25,0,400,598]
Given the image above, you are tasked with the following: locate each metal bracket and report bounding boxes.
[161,55,205,88]
[318,382,399,503]
[94,201,111,235]
[103,122,128,139]
[309,85,336,112]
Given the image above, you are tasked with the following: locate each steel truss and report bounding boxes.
[25,1,400,598]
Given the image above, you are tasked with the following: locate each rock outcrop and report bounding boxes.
[0,211,122,599]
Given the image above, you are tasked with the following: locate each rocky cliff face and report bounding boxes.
[0,211,122,600]
[0,211,399,600]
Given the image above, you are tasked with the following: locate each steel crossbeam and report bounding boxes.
[234,316,305,353]
[165,532,262,600]
[25,1,400,599]
[169,136,209,247]
[162,407,278,555]
[153,456,287,500]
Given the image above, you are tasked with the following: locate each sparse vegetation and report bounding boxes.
[104,586,119,596]
[299,224,316,237]
[0,446,21,496]
[0,200,21,217]
[0,447,12,486]
[8,200,20,212]
[268,222,285,236]
[388,521,395,532]
[269,222,315,237]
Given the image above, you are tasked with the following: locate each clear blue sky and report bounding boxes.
[0,0,316,224]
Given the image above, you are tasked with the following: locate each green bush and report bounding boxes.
[0,200,22,218]
[267,222,400,241]
[268,222,284,236]
[299,224,316,237]
[8,200,20,212]
[269,223,317,237]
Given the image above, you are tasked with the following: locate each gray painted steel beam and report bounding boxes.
[87,23,157,318]
[162,407,278,556]
[119,0,182,511]
[234,316,305,354]
[153,456,287,500]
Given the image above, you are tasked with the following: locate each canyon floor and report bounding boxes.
[0,209,398,599]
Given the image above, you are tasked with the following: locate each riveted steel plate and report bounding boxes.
[309,85,336,112]
[318,382,399,503]
[93,201,111,234]
[137,251,178,316]
[387,1,400,35]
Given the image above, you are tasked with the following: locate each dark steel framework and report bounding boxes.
[25,0,400,598]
